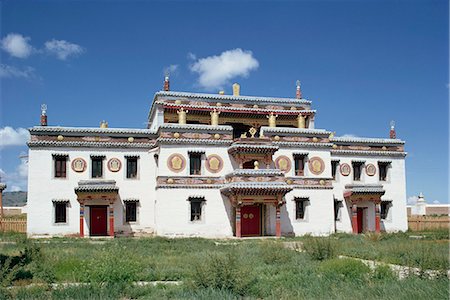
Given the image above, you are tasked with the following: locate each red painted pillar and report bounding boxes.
[109,203,114,237]
[375,203,381,233]
[79,202,84,237]
[351,204,358,234]
[276,206,281,237]
[235,206,241,238]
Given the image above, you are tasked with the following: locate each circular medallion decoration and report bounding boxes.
[365,163,376,176]
[167,154,186,173]
[71,158,86,172]
[275,155,291,173]
[206,154,223,173]
[308,156,325,175]
[107,158,121,172]
[340,163,351,176]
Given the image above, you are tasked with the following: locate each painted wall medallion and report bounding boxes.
[308,156,325,175]
[107,158,122,172]
[340,163,351,176]
[71,158,86,172]
[275,155,291,173]
[206,154,223,173]
[365,164,376,176]
[167,154,186,173]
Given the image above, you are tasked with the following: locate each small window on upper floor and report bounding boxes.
[378,162,391,181]
[91,157,104,178]
[352,162,364,181]
[331,161,339,180]
[294,154,307,176]
[126,157,138,179]
[54,156,67,178]
[189,153,202,175]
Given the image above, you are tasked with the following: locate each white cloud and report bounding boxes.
[163,64,179,76]
[0,158,28,191]
[10,185,22,192]
[0,64,35,79]
[187,52,196,60]
[44,39,85,60]
[190,48,259,90]
[432,200,440,204]
[407,196,418,205]
[0,127,30,147]
[1,33,33,58]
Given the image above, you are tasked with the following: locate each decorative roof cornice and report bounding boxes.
[331,149,407,157]
[29,126,157,137]
[228,143,279,154]
[344,184,385,194]
[158,123,233,132]
[155,91,312,105]
[273,141,334,149]
[225,169,284,178]
[331,137,405,145]
[75,180,119,193]
[28,141,155,149]
[157,184,223,189]
[261,126,332,136]
[156,138,232,145]
[157,101,316,115]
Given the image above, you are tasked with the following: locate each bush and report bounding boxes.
[319,258,370,281]
[191,252,257,296]
[302,237,337,261]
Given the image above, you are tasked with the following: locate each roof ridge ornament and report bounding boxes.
[389,120,396,139]
[40,104,48,126]
[296,80,302,99]
[163,73,170,91]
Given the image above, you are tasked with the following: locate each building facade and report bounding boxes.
[27,79,408,237]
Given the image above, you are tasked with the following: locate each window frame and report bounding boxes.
[352,162,364,181]
[91,157,104,178]
[380,201,392,221]
[125,201,138,223]
[54,202,68,224]
[378,162,390,182]
[189,153,202,176]
[334,199,343,221]
[293,154,307,176]
[189,197,205,222]
[331,160,339,180]
[126,157,138,179]
[294,197,309,220]
[54,156,68,178]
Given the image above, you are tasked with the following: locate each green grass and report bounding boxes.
[0,231,448,299]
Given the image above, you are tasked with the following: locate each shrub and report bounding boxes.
[302,237,337,261]
[191,252,257,296]
[319,258,370,281]
[371,264,397,281]
[259,241,292,264]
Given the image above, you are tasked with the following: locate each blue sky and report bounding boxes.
[0,0,448,204]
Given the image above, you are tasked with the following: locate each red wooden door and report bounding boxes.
[90,206,107,236]
[357,208,364,233]
[241,205,260,236]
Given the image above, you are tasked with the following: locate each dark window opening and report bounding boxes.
[334,200,342,221]
[331,161,339,180]
[381,202,391,220]
[91,157,103,178]
[378,162,390,181]
[125,202,137,222]
[55,203,67,223]
[294,155,306,176]
[352,162,363,181]
[295,198,308,220]
[227,123,251,139]
[189,153,202,175]
[127,158,138,179]
[190,198,204,221]
[243,160,257,169]
[54,157,67,178]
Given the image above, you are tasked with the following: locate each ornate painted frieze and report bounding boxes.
[285,177,333,189]
[167,154,186,173]
[157,176,224,188]
[308,156,325,175]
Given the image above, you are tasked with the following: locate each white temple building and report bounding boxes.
[26,78,408,237]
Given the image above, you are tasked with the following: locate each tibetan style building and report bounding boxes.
[26,78,408,237]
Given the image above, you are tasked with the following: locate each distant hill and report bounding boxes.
[3,192,27,207]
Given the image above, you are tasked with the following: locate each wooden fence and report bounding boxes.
[0,218,27,233]
[408,216,450,231]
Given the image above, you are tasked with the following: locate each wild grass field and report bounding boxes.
[0,230,448,299]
